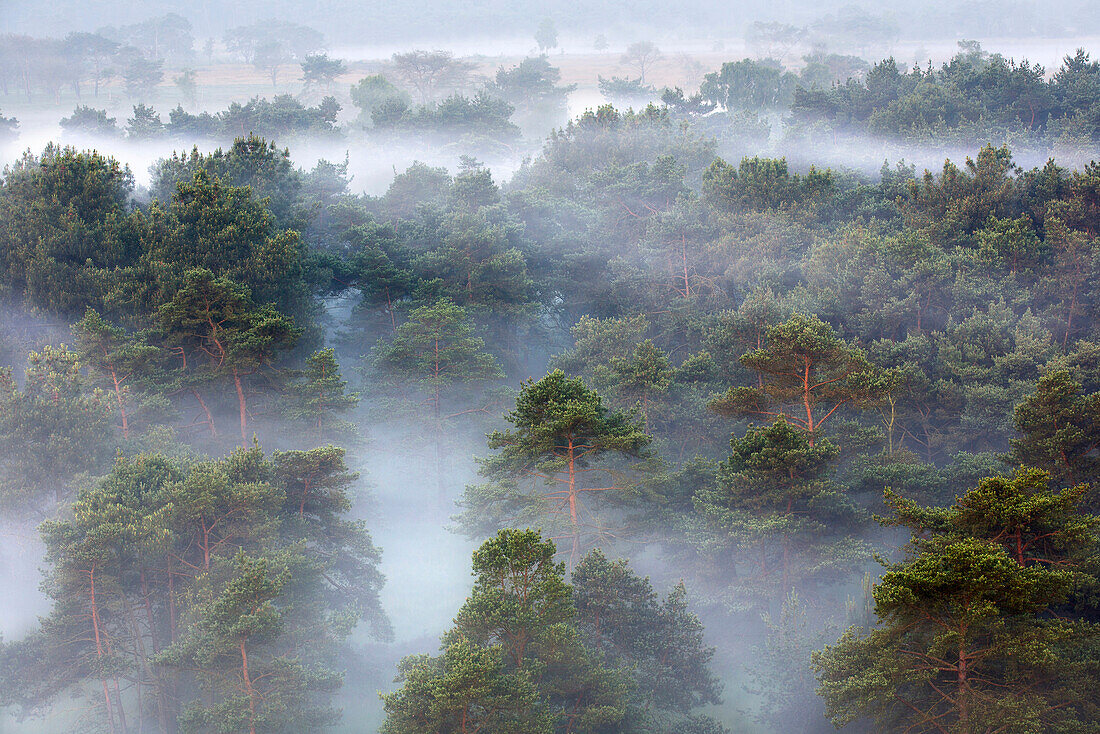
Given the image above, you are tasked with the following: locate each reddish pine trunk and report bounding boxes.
[680,235,691,297]
[299,477,311,517]
[802,360,815,446]
[958,640,969,734]
[568,438,579,561]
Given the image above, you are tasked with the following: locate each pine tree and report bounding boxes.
[710,314,879,445]
[373,297,502,498]
[284,348,360,445]
[1007,369,1100,488]
[157,551,342,734]
[814,468,1100,733]
[0,344,115,510]
[606,339,674,432]
[72,307,165,440]
[571,549,723,725]
[272,446,391,640]
[458,370,654,561]
[744,591,831,731]
[381,530,724,734]
[380,637,550,734]
[694,419,868,608]
[155,268,299,444]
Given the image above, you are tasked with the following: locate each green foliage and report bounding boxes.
[709,314,879,442]
[534,19,558,53]
[487,56,575,130]
[703,157,834,214]
[127,103,164,139]
[381,637,550,734]
[372,91,520,144]
[8,445,388,732]
[372,297,503,494]
[150,135,305,229]
[0,345,116,510]
[815,467,1100,732]
[458,370,654,560]
[373,298,501,392]
[382,530,723,734]
[300,53,346,94]
[789,42,1094,143]
[701,58,798,110]
[284,348,360,445]
[72,307,168,439]
[60,106,120,137]
[745,591,831,730]
[154,268,299,442]
[598,76,657,106]
[694,419,868,607]
[1007,370,1100,487]
[349,74,411,124]
[0,145,135,314]
[0,110,16,143]
[571,550,723,720]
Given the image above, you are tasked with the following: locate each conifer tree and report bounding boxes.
[571,550,723,723]
[0,345,115,510]
[155,268,299,444]
[814,468,1100,733]
[373,297,502,498]
[272,446,391,639]
[693,418,868,607]
[710,314,879,445]
[72,307,165,439]
[382,530,724,734]
[284,347,360,445]
[157,551,342,734]
[1007,369,1100,488]
[458,370,654,561]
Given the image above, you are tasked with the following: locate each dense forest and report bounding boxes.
[3,3,1100,733]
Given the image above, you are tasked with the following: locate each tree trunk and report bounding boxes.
[240,639,258,734]
[234,368,247,444]
[567,438,579,562]
[802,360,815,446]
[89,565,119,734]
[192,389,217,437]
[108,366,129,438]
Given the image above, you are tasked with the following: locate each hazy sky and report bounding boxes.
[3,0,1096,46]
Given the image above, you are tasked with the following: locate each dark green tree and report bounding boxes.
[126,103,164,139]
[814,468,1100,733]
[1007,369,1100,488]
[694,419,867,607]
[155,269,299,444]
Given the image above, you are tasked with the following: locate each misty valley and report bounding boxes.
[2,1,1100,732]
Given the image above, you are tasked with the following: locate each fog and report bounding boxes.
[2,0,1100,732]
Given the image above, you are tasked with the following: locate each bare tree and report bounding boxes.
[745,22,805,59]
[390,50,477,102]
[621,41,661,84]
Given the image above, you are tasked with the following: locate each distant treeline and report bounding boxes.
[693,42,1100,144]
